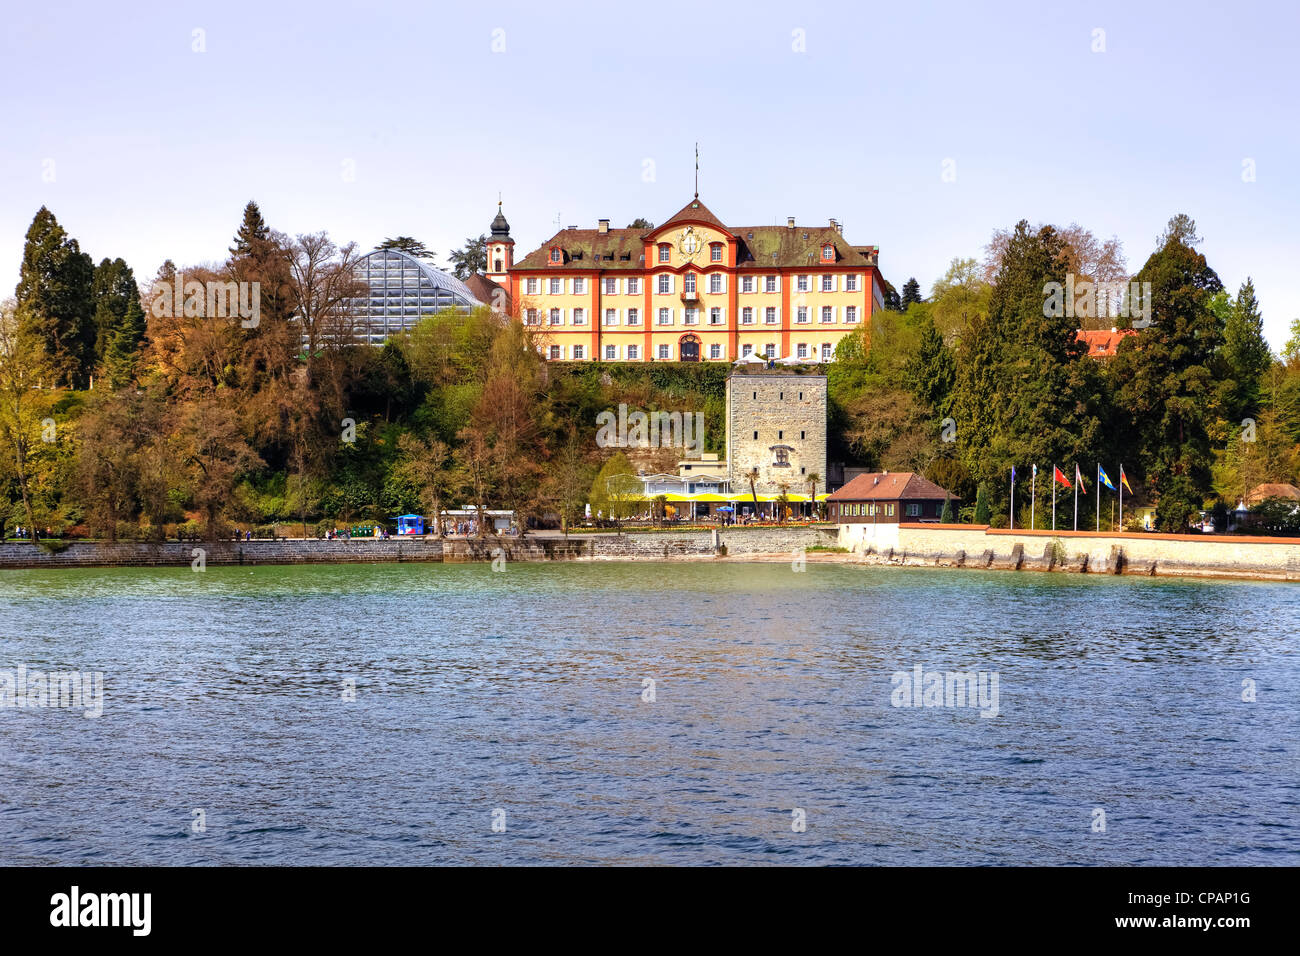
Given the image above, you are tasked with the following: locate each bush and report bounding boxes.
[253,524,277,539]
[989,513,1008,529]
[315,519,335,538]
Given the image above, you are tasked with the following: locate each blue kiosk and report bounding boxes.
[394,514,425,535]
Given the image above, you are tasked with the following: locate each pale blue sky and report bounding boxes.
[3,0,1297,345]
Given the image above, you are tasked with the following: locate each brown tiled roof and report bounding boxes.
[827,472,956,502]
[464,273,510,311]
[1076,328,1135,358]
[1245,482,1300,504]
[512,197,879,273]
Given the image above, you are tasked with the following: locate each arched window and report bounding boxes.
[821,243,834,261]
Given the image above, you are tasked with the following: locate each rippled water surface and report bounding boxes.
[1,562,1297,865]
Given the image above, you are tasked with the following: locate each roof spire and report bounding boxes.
[694,142,699,199]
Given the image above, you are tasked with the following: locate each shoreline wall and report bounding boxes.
[851,523,1300,581]
[0,526,838,570]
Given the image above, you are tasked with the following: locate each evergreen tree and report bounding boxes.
[229,201,270,257]
[91,257,140,362]
[904,315,955,417]
[1110,214,1223,530]
[1220,277,1270,419]
[900,277,923,309]
[446,235,487,279]
[627,218,655,229]
[973,482,990,524]
[15,206,95,387]
[378,236,431,257]
[102,295,147,389]
[880,279,902,312]
[940,494,953,523]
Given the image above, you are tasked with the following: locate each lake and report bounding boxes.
[1,561,1296,865]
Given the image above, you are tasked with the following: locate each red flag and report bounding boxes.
[1075,463,1087,494]
[1053,465,1072,489]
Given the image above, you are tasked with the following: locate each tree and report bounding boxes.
[102,294,147,389]
[1282,318,1300,369]
[927,258,991,344]
[627,218,655,230]
[900,277,923,308]
[446,235,487,279]
[229,201,270,257]
[1110,214,1223,530]
[287,232,367,385]
[940,494,953,523]
[904,315,955,417]
[15,207,95,387]
[0,299,54,538]
[90,257,141,365]
[396,432,451,535]
[806,471,821,519]
[1220,277,1270,420]
[77,390,143,540]
[973,482,990,524]
[378,237,431,258]
[983,221,1126,289]
[589,452,640,524]
[744,467,761,518]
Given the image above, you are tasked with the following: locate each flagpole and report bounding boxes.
[1031,465,1036,530]
[1052,466,1056,532]
[1096,464,1101,532]
[1073,463,1079,532]
[1010,468,1015,531]
[1120,464,1124,530]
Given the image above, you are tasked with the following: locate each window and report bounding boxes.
[627,344,639,360]
[764,344,775,358]
[550,248,561,263]
[753,431,758,439]
[796,343,807,358]
[573,277,586,294]
[888,504,895,517]
[845,274,858,291]
[526,278,538,294]
[605,277,617,294]
[906,503,920,517]
[821,243,834,261]
[684,308,697,325]
[627,308,639,326]
[778,430,784,439]
[658,243,670,263]
[709,273,722,294]
[550,278,562,294]
[845,306,857,323]
[658,344,670,359]
[742,344,754,357]
[765,307,777,324]
[709,307,722,325]
[549,308,561,325]
[525,309,539,325]
[741,307,754,324]
[605,308,617,326]
[658,308,671,325]
[765,276,776,293]
[821,274,834,292]
[821,343,832,361]
[742,276,754,293]
[709,344,721,359]
[797,275,809,292]
[572,308,586,325]
[800,430,805,439]
[684,273,696,294]
[821,306,834,323]
[658,274,670,294]
[573,345,584,359]
[627,277,640,294]
[797,306,808,324]
[605,345,617,360]
[548,345,561,359]
[710,243,722,262]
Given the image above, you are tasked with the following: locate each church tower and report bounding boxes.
[486,200,514,286]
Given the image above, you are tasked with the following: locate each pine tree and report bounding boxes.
[940,495,953,523]
[973,482,990,524]
[229,201,270,257]
[15,206,95,388]
[905,316,955,417]
[1221,277,1270,419]
[91,257,140,362]
[102,295,146,389]
[900,277,923,309]
[378,236,431,257]
[446,235,488,279]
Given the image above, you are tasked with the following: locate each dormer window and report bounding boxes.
[821,244,834,261]
[658,242,671,263]
[549,247,561,263]
[710,242,723,262]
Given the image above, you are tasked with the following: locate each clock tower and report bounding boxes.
[486,200,514,286]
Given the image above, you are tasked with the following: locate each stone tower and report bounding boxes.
[726,369,828,497]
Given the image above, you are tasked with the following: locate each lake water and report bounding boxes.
[1,561,1296,865]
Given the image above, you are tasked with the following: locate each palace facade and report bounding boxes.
[487,196,886,363]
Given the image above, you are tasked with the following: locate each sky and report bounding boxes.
[3,0,1298,346]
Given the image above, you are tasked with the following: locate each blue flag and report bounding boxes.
[1098,466,1116,490]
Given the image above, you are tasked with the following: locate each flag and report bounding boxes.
[1053,465,1072,489]
[1099,466,1116,490]
[1011,465,1017,484]
[1120,466,1133,494]
[1075,463,1087,494]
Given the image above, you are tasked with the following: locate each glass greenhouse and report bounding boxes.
[349,248,484,345]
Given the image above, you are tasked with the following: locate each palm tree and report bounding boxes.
[776,481,791,523]
[806,471,821,520]
[745,467,760,521]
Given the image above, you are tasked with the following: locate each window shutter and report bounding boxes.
[776,307,782,324]
[775,275,782,292]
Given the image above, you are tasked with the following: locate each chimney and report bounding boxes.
[787,216,795,229]
[829,218,838,233]
[598,219,610,234]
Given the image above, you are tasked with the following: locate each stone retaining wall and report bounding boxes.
[854,523,1300,581]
